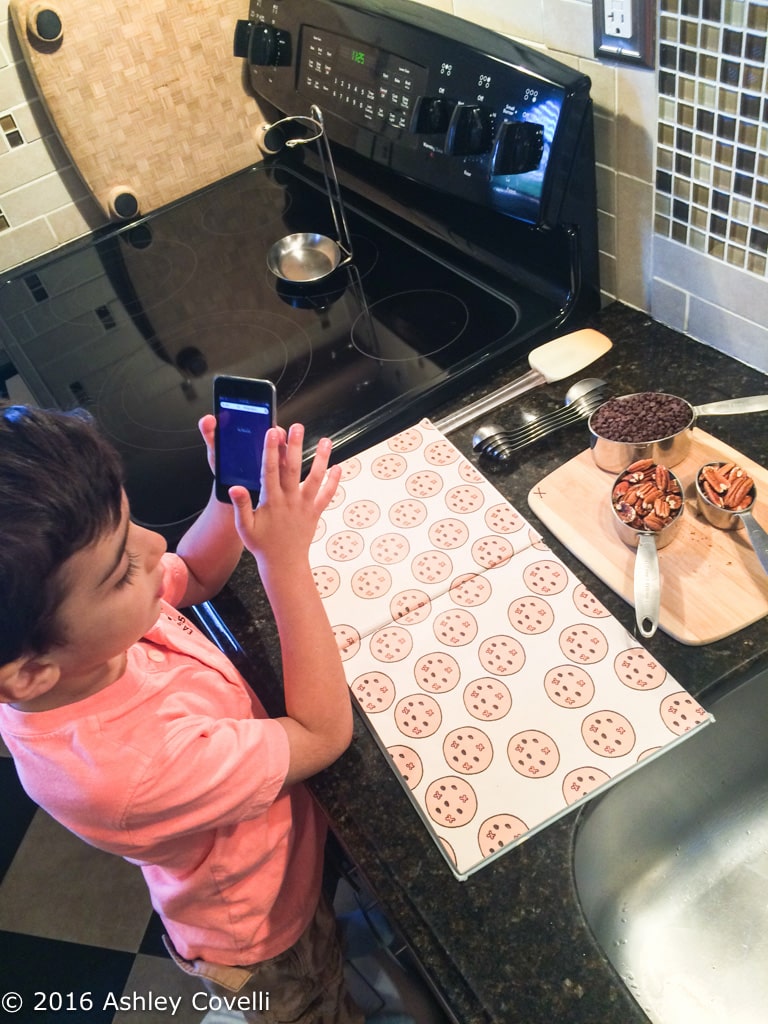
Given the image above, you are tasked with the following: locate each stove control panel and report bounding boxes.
[234,0,593,227]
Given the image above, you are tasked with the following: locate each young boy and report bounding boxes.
[0,400,364,1023]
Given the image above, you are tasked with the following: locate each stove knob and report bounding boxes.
[490,120,544,175]
[248,24,292,66]
[233,19,251,59]
[409,96,454,134]
[444,104,493,156]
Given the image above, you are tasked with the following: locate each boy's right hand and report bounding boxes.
[228,424,341,569]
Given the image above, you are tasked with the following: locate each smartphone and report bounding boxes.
[213,375,277,504]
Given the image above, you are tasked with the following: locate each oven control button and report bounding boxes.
[233,19,251,59]
[409,96,455,135]
[444,103,493,156]
[490,120,544,175]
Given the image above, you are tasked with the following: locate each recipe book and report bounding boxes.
[309,419,713,879]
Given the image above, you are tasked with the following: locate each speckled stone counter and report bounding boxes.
[205,302,768,1024]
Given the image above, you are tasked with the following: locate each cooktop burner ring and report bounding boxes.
[93,308,314,451]
[350,290,470,361]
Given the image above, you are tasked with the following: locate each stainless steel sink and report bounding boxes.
[573,666,768,1024]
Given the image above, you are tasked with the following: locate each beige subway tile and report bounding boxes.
[454,0,544,45]
[543,0,594,61]
[0,217,58,272]
[615,173,653,310]
[47,194,106,244]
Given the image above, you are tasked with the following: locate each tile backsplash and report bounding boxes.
[2,0,768,372]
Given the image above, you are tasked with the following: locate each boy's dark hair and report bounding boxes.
[0,403,124,664]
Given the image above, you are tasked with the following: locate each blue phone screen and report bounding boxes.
[217,397,272,491]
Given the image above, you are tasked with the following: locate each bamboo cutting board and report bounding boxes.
[10,0,268,218]
[528,429,768,645]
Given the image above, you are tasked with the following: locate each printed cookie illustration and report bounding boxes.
[312,565,341,599]
[370,532,410,564]
[326,530,365,562]
[581,710,636,758]
[543,665,595,708]
[433,609,479,647]
[424,438,460,466]
[445,483,485,514]
[428,517,470,550]
[405,469,443,498]
[523,559,568,595]
[350,565,392,599]
[371,452,407,479]
[439,838,457,865]
[660,691,706,734]
[477,814,528,857]
[425,776,478,828]
[485,502,525,534]
[477,635,526,676]
[561,766,611,805]
[369,625,413,663]
[394,694,442,738]
[350,671,396,713]
[508,596,555,634]
[458,459,483,483]
[389,498,428,528]
[313,518,327,543]
[343,499,381,530]
[443,727,494,774]
[411,549,453,585]
[390,589,432,625]
[559,624,609,664]
[414,652,460,693]
[572,584,611,618]
[463,678,512,721]
[508,730,560,778]
[614,647,667,690]
[333,624,361,660]
[326,485,346,510]
[339,457,362,481]
[449,573,493,608]
[387,744,423,789]
[529,527,548,550]
[471,535,515,569]
[388,427,423,453]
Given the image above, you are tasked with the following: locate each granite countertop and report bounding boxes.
[207,302,768,1024]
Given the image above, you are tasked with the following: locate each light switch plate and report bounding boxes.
[593,0,655,67]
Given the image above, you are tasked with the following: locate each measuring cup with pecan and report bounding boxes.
[611,458,685,638]
[696,461,768,576]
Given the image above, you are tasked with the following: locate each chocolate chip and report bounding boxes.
[591,393,691,442]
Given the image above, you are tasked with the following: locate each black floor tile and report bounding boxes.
[0,758,37,882]
[0,930,134,1023]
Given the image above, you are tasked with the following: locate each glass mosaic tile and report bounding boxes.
[657,1,768,272]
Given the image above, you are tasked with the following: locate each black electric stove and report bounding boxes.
[0,0,599,545]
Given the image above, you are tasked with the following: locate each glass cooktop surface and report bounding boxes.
[1,161,533,542]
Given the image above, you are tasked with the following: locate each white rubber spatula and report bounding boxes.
[435,328,612,434]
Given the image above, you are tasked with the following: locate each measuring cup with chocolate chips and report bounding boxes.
[588,392,768,473]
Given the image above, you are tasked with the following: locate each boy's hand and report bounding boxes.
[198,414,217,477]
[229,424,341,566]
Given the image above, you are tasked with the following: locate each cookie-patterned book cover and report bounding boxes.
[310,419,713,879]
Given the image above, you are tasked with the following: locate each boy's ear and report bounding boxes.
[0,656,61,704]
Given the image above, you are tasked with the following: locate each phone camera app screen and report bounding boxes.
[218,398,271,490]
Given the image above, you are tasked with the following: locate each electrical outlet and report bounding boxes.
[594,0,655,67]
[604,0,633,39]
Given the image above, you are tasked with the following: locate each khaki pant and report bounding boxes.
[165,894,365,1024]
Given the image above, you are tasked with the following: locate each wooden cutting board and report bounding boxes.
[10,0,269,218]
[528,429,768,645]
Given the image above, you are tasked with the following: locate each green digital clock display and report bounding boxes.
[351,49,366,65]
